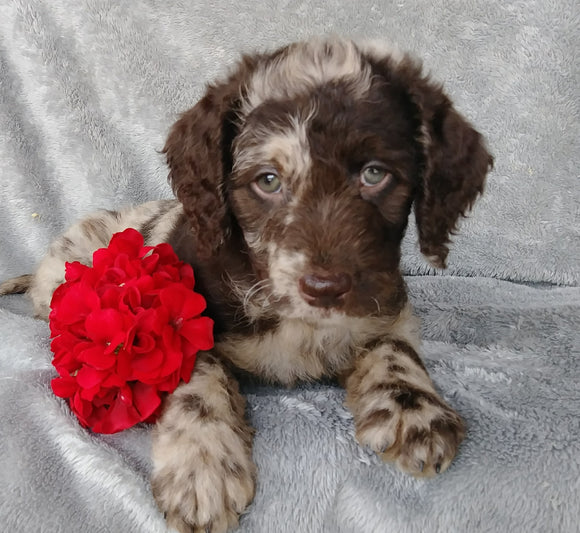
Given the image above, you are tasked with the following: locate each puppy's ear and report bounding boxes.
[164,56,258,258]
[407,68,493,268]
[362,45,493,267]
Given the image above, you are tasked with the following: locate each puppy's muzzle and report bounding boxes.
[298,272,352,308]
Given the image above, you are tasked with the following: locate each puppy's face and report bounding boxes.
[229,80,420,320]
[165,38,492,323]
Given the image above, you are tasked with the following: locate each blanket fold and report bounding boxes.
[1,1,578,531]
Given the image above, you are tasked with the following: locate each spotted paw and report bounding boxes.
[354,388,465,477]
[152,422,255,533]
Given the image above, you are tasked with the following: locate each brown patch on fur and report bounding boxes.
[180,393,212,418]
[12,36,492,530]
[345,332,464,477]
[162,37,490,350]
[59,236,74,254]
[164,55,262,260]
[363,53,493,267]
[221,458,246,480]
[403,426,432,447]
[152,352,255,532]
[391,339,427,372]
[392,388,423,410]
[139,200,175,244]
[0,274,33,295]
[430,415,466,450]
[80,217,113,244]
[356,408,394,436]
[364,336,427,373]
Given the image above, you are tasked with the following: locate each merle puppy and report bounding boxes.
[1,37,492,533]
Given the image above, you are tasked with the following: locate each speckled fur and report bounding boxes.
[0,36,492,533]
[25,200,181,318]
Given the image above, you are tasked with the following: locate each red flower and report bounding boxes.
[49,228,214,434]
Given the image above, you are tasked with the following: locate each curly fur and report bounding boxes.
[0,37,492,533]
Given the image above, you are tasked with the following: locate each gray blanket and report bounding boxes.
[1,1,578,532]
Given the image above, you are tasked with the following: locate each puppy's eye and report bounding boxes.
[360,164,391,187]
[253,172,282,195]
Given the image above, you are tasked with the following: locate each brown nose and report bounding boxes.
[299,272,352,308]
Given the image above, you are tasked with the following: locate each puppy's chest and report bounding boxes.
[216,318,367,385]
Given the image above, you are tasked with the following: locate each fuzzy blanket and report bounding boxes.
[0,1,578,532]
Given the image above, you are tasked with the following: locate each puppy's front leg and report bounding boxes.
[152,352,255,533]
[345,336,465,477]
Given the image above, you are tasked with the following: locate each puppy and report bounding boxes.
[1,37,492,533]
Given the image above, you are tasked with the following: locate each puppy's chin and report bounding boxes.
[284,303,348,325]
[273,290,353,324]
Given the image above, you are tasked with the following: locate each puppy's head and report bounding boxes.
[165,38,492,321]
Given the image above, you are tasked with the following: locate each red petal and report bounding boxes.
[119,384,133,405]
[64,261,90,282]
[159,285,207,320]
[115,348,134,380]
[76,365,108,389]
[67,320,90,339]
[87,405,107,427]
[180,353,197,383]
[98,286,124,310]
[113,253,141,279]
[162,325,181,352]
[93,387,116,406]
[181,292,207,319]
[130,348,164,377]
[85,309,125,344]
[79,384,102,401]
[158,285,185,317]
[92,396,140,434]
[51,326,73,343]
[141,253,160,274]
[72,391,93,426]
[51,335,82,371]
[107,228,144,258]
[132,382,162,420]
[158,328,182,376]
[51,376,78,398]
[51,283,100,325]
[120,285,142,311]
[134,308,163,336]
[101,373,125,388]
[92,248,115,272]
[144,403,164,424]
[133,275,155,294]
[152,243,179,265]
[179,316,214,350]
[101,267,127,285]
[156,371,181,392]
[132,332,156,354]
[178,263,195,289]
[77,345,117,370]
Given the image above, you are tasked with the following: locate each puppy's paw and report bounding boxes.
[152,424,255,533]
[355,390,465,477]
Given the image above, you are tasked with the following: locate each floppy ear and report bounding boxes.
[361,45,493,267]
[164,56,259,258]
[409,75,493,268]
